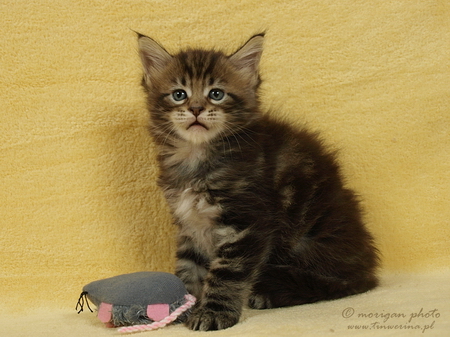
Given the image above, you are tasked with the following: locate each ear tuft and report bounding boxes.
[138,35,172,82]
[229,33,264,77]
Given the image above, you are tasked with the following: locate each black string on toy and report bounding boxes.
[76,291,93,314]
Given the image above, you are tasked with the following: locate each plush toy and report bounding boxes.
[76,271,196,333]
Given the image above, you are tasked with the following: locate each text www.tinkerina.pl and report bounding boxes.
[347,320,436,333]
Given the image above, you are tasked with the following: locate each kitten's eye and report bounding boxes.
[208,89,225,101]
[172,90,187,101]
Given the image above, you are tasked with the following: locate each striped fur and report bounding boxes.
[137,33,379,331]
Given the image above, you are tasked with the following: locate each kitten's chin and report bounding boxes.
[188,122,208,131]
[178,125,220,145]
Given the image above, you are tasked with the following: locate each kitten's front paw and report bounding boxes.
[248,293,273,309]
[186,306,240,331]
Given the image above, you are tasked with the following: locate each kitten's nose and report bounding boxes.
[189,106,205,117]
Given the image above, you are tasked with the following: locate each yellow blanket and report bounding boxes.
[1,1,449,336]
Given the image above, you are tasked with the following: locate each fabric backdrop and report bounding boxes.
[1,0,449,315]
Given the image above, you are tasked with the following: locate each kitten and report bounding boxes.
[137,33,379,331]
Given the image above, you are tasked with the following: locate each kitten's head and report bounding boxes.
[138,33,264,145]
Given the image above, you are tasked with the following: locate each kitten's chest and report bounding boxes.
[166,186,222,256]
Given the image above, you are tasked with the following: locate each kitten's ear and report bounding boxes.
[138,34,172,83]
[229,33,264,84]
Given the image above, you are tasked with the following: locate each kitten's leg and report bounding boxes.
[248,264,378,309]
[186,229,266,331]
[175,236,209,300]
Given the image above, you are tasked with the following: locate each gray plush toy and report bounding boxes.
[76,271,196,333]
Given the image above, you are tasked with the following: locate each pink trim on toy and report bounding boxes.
[98,302,113,323]
[117,294,196,334]
[146,303,170,322]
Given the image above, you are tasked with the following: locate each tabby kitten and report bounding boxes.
[137,33,379,331]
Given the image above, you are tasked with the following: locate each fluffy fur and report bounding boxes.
[137,33,379,331]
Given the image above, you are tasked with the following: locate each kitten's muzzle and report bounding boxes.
[187,106,209,130]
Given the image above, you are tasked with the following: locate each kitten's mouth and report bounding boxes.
[188,121,208,130]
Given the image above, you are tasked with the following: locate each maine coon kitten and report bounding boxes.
[137,33,379,331]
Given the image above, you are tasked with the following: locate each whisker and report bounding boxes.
[223,121,261,151]
[218,128,234,159]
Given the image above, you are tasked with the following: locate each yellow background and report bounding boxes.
[1,0,449,312]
